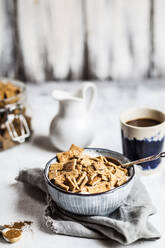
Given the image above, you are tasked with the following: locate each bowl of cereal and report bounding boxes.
[44,145,135,216]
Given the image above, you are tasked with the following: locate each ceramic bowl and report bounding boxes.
[44,148,135,216]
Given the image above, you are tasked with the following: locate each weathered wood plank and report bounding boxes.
[0,0,16,78]
[17,0,84,82]
[154,0,165,77]
[0,0,158,82]
[85,0,150,80]
[123,0,150,78]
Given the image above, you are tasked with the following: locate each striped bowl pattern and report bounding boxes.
[44,148,135,216]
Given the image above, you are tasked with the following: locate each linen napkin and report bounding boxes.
[16,168,161,245]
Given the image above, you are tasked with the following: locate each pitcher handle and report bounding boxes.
[82,83,97,111]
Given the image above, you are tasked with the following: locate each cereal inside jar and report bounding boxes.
[0,79,32,150]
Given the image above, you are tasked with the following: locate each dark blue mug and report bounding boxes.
[120,108,165,172]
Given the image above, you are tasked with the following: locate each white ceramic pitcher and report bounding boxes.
[49,83,97,151]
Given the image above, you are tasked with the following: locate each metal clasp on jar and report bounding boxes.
[5,104,30,143]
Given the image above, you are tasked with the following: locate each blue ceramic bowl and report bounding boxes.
[44,148,135,216]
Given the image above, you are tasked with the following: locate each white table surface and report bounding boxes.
[0,80,165,248]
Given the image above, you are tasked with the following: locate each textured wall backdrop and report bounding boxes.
[0,0,164,83]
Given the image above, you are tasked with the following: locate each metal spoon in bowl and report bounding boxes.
[0,225,22,243]
[121,152,165,169]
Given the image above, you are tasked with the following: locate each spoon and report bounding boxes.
[0,225,22,243]
[121,152,165,169]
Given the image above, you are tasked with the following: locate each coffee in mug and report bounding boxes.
[120,108,165,171]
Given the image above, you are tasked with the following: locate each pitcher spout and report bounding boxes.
[52,82,97,113]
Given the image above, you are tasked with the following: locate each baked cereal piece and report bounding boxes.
[116,176,127,187]
[48,170,59,180]
[89,171,98,181]
[89,157,99,162]
[96,167,109,176]
[61,168,79,191]
[77,171,87,185]
[65,176,76,191]
[85,165,97,181]
[65,169,79,179]
[69,144,84,158]
[87,182,111,194]
[80,186,88,193]
[54,174,65,183]
[106,156,121,165]
[102,156,109,163]
[117,166,128,176]
[110,174,118,188]
[95,156,105,162]
[0,91,4,101]
[56,151,70,163]
[115,169,127,186]
[76,163,82,174]
[106,160,118,169]
[54,174,69,191]
[79,155,91,167]
[88,176,101,186]
[92,161,107,171]
[49,163,63,171]
[63,159,76,172]
[55,180,69,191]
[72,177,79,189]
[89,156,105,164]
[79,176,88,190]
[115,168,126,178]
[66,175,79,191]
[57,144,83,162]
[101,174,108,181]
[106,166,116,174]
[49,163,63,180]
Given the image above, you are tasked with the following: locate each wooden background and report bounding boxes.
[0,0,165,83]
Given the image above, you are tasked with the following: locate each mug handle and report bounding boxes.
[82,83,97,111]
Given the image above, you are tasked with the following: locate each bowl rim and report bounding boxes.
[44,148,135,197]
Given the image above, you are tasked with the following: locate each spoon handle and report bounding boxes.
[122,152,165,168]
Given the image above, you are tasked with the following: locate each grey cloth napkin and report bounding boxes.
[16,168,161,245]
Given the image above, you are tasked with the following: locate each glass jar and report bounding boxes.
[0,79,32,150]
